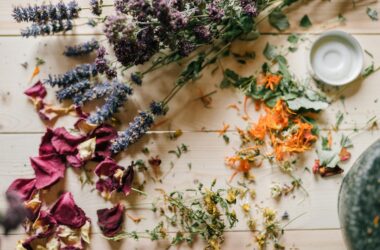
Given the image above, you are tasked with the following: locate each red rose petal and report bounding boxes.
[39,128,56,156]
[24,81,47,99]
[97,203,124,237]
[51,128,86,155]
[66,155,84,168]
[94,158,119,177]
[30,154,66,190]
[6,178,37,201]
[50,192,87,229]
[91,124,117,160]
[121,165,134,196]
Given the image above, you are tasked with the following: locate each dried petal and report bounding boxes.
[39,128,56,156]
[50,192,87,229]
[97,203,124,237]
[121,164,134,196]
[90,124,117,160]
[6,178,37,201]
[51,128,86,155]
[30,154,66,189]
[24,81,47,99]
[77,138,96,161]
[339,147,351,162]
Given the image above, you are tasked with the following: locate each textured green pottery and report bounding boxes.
[338,139,380,250]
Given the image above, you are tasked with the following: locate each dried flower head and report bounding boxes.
[63,39,99,57]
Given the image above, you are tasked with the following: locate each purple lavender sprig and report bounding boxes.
[21,20,73,38]
[56,79,90,102]
[12,1,81,24]
[90,0,103,16]
[87,82,133,125]
[72,82,113,106]
[111,101,167,154]
[45,63,98,87]
[111,111,155,154]
[63,39,100,57]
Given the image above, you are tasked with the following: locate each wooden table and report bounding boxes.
[0,0,379,249]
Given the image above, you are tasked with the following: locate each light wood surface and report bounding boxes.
[1,0,379,249]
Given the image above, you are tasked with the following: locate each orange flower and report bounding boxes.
[249,116,267,141]
[282,119,317,154]
[257,73,282,90]
[265,100,290,130]
[218,123,230,136]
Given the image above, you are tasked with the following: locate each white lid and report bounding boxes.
[308,30,364,86]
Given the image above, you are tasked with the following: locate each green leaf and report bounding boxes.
[340,134,353,148]
[275,55,291,80]
[367,7,378,21]
[268,8,290,31]
[300,15,312,28]
[287,33,299,44]
[286,97,329,111]
[263,43,277,60]
[335,111,344,130]
[362,62,375,78]
[321,136,331,151]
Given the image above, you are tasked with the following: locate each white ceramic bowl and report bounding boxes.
[308,30,364,86]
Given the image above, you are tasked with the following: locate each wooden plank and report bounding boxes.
[0,229,346,250]
[0,131,379,235]
[1,0,379,36]
[0,34,379,133]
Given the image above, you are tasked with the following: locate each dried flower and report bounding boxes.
[87,82,133,125]
[56,79,90,102]
[21,20,73,38]
[111,111,155,154]
[6,178,37,202]
[73,82,112,106]
[13,1,81,23]
[45,63,98,87]
[97,203,125,237]
[63,39,99,57]
[90,0,103,16]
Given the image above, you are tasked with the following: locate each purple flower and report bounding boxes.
[45,63,98,87]
[207,1,225,22]
[111,111,155,154]
[240,0,258,17]
[178,40,196,57]
[72,82,113,106]
[63,39,99,57]
[56,79,90,102]
[13,1,81,23]
[194,25,212,43]
[90,0,103,16]
[87,82,133,125]
[21,20,73,38]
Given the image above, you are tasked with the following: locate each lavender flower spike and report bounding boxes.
[72,82,113,106]
[12,1,81,23]
[45,63,98,87]
[63,39,100,57]
[87,82,133,125]
[90,0,103,16]
[21,20,73,38]
[111,111,155,154]
[111,101,167,154]
[56,79,90,102]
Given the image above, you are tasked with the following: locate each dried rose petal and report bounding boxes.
[39,128,56,156]
[77,138,96,161]
[66,155,84,168]
[97,203,124,237]
[312,159,320,174]
[50,192,87,229]
[24,81,47,99]
[6,178,37,201]
[90,124,117,160]
[339,147,351,162]
[121,164,134,196]
[30,154,66,189]
[94,158,119,177]
[51,127,86,155]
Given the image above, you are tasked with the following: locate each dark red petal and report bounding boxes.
[96,178,116,194]
[6,178,36,201]
[24,81,47,99]
[39,128,56,156]
[75,107,89,118]
[121,165,134,196]
[66,155,84,168]
[91,125,117,160]
[36,210,57,237]
[94,158,119,177]
[30,154,66,190]
[50,192,87,229]
[51,127,86,155]
[97,204,124,237]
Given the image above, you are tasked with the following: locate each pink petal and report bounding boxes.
[66,155,84,168]
[6,178,37,201]
[97,204,124,237]
[50,192,87,229]
[39,128,56,156]
[30,154,66,190]
[94,158,119,177]
[91,124,117,160]
[24,81,47,99]
[51,128,86,155]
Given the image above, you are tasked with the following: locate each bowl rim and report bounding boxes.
[308,30,364,86]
